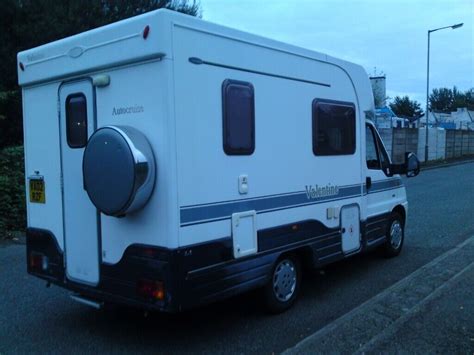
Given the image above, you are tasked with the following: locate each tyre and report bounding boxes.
[263,255,301,314]
[383,212,404,258]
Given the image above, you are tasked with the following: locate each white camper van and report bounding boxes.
[18,9,420,313]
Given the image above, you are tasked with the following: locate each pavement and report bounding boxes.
[0,161,473,354]
[285,235,474,354]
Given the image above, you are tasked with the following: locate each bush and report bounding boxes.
[0,146,26,236]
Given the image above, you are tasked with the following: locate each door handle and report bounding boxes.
[366,177,372,190]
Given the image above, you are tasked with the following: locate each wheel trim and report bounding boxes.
[390,220,403,249]
[273,259,297,302]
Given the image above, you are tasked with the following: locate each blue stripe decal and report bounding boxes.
[181,184,358,226]
[180,178,403,226]
[369,178,403,193]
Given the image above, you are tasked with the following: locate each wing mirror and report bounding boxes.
[390,152,420,177]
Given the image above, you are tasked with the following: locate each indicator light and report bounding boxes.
[143,25,150,39]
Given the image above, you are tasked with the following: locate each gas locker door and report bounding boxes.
[232,211,257,259]
[59,80,99,285]
[341,205,361,254]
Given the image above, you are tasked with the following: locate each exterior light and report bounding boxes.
[424,22,464,162]
[143,25,150,39]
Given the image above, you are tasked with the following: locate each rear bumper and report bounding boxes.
[26,228,274,312]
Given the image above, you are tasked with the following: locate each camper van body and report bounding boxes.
[18,10,417,312]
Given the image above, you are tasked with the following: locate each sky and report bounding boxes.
[199,0,473,108]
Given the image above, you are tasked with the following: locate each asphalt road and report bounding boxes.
[1,162,473,354]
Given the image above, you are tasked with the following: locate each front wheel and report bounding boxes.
[383,213,405,257]
[263,255,301,314]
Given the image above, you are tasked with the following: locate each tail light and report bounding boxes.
[29,253,49,271]
[137,279,165,301]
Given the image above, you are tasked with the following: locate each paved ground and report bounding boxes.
[372,262,474,354]
[1,162,473,354]
[286,235,474,354]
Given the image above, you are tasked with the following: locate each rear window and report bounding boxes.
[312,100,356,156]
[222,79,255,155]
[66,93,88,148]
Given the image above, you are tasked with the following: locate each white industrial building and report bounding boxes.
[420,108,474,130]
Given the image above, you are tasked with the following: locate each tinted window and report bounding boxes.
[312,100,355,156]
[366,125,380,169]
[222,80,255,155]
[66,93,88,148]
[375,130,390,171]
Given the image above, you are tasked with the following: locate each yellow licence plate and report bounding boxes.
[29,179,45,203]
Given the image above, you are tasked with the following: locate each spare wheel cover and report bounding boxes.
[82,125,156,216]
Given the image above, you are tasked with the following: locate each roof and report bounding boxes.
[375,106,397,117]
[17,9,369,108]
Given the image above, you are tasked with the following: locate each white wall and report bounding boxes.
[417,128,446,162]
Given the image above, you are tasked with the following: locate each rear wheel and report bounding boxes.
[263,255,301,313]
[383,212,404,257]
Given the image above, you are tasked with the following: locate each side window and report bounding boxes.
[366,125,380,169]
[366,124,391,173]
[222,79,255,155]
[375,132,390,171]
[312,100,355,156]
[66,93,88,148]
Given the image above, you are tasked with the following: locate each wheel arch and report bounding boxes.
[269,247,313,278]
[392,204,406,224]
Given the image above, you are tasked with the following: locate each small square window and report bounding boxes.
[222,80,255,155]
[312,100,355,156]
[66,93,88,148]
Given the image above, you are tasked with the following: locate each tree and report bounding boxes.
[429,86,474,112]
[0,0,201,148]
[1,0,201,91]
[465,89,474,110]
[0,91,22,148]
[389,96,423,119]
[429,87,454,112]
